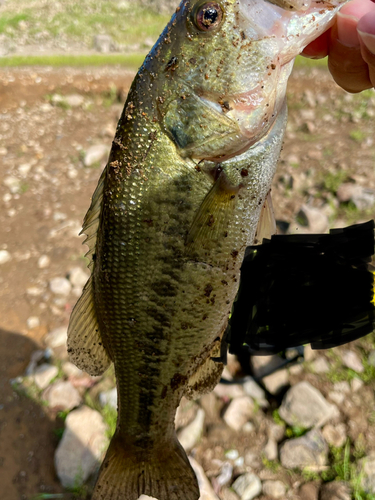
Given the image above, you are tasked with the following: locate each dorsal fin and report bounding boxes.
[254,190,276,245]
[67,167,112,376]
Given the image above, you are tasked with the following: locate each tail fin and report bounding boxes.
[92,432,199,500]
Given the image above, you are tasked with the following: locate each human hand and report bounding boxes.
[302,0,375,92]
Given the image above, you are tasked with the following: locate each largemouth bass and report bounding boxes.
[67,0,346,499]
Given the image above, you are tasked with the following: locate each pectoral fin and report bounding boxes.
[254,190,276,245]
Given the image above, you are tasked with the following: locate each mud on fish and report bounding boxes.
[67,0,347,498]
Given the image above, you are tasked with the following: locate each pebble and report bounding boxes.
[262,369,289,395]
[322,423,347,448]
[55,406,107,488]
[0,250,11,265]
[62,361,84,378]
[267,422,285,442]
[225,449,239,460]
[279,429,328,469]
[251,355,284,378]
[94,34,114,53]
[336,183,375,210]
[220,488,240,500]
[3,176,21,193]
[27,316,40,329]
[214,382,245,400]
[49,277,72,296]
[189,457,220,500]
[280,381,338,428]
[37,254,50,268]
[341,350,364,373]
[223,396,254,432]
[263,438,278,461]
[44,326,68,348]
[351,378,364,392]
[69,266,89,287]
[359,453,375,494]
[83,144,109,167]
[215,462,233,489]
[232,473,262,500]
[242,377,268,408]
[43,380,81,410]
[26,286,45,297]
[262,480,286,498]
[33,363,58,389]
[319,481,351,500]
[175,397,199,430]
[99,387,118,409]
[311,356,330,373]
[64,94,85,108]
[244,451,262,469]
[178,408,205,452]
[296,205,329,232]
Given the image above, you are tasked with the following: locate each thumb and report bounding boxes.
[358,10,375,86]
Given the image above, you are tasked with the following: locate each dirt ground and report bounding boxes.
[0,65,374,500]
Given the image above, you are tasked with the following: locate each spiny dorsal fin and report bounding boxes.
[254,190,276,245]
[67,167,112,376]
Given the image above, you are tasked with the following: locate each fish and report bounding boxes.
[67,0,347,499]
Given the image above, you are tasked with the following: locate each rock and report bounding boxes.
[311,356,330,373]
[99,388,118,409]
[223,396,254,432]
[62,361,84,378]
[262,480,286,498]
[359,453,375,494]
[333,381,351,394]
[38,255,50,268]
[44,326,68,348]
[368,350,375,367]
[64,94,85,108]
[69,266,89,287]
[49,277,72,296]
[232,473,262,500]
[244,451,262,469]
[0,250,11,265]
[214,382,245,400]
[279,429,328,469]
[33,363,58,389]
[18,163,32,176]
[296,205,329,233]
[304,345,317,362]
[55,406,107,488]
[43,380,81,410]
[322,423,347,448]
[267,422,285,442]
[3,176,21,193]
[263,438,278,461]
[215,462,233,489]
[220,488,240,500]
[25,350,45,376]
[299,482,319,500]
[328,391,345,405]
[341,350,364,373]
[279,381,338,428]
[175,397,199,430]
[251,355,284,378]
[83,144,109,167]
[178,408,205,452]
[27,316,40,329]
[319,481,351,500]
[351,378,364,392]
[336,183,375,210]
[262,369,289,395]
[225,449,239,460]
[242,378,268,408]
[94,34,114,53]
[189,457,220,500]
[199,392,220,421]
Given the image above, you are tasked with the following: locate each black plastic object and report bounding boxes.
[227,220,375,356]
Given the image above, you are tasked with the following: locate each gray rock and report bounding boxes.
[83,144,109,167]
[232,473,262,500]
[322,423,347,448]
[279,429,328,469]
[43,380,81,410]
[55,406,107,488]
[319,481,351,500]
[99,388,118,409]
[223,396,254,432]
[33,363,58,389]
[279,381,339,428]
[44,326,68,348]
[178,408,205,452]
[299,482,319,500]
[296,205,329,233]
[49,277,72,296]
[189,457,220,500]
[263,438,278,461]
[262,480,286,498]
[69,266,89,287]
[359,453,375,494]
[0,250,11,265]
[94,34,114,53]
[242,377,268,408]
[341,350,364,373]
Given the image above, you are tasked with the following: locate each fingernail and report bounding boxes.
[358,30,375,54]
[337,11,360,47]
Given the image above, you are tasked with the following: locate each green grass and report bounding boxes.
[0,53,144,69]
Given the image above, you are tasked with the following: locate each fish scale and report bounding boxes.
[67,0,348,498]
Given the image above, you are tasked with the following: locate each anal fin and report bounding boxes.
[253,190,276,245]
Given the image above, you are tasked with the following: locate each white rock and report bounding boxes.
[65,94,85,108]
[178,408,205,452]
[94,34,114,53]
[43,380,81,410]
[351,378,364,392]
[262,480,286,499]
[55,406,107,488]
[280,429,328,469]
[279,381,339,428]
[99,388,118,409]
[0,250,11,265]
[18,163,32,176]
[3,176,21,193]
[62,361,84,378]
[328,391,345,405]
[45,326,68,348]
[38,255,50,268]
[26,286,45,297]
[215,462,233,489]
[242,378,268,408]
[83,144,109,167]
[189,457,220,500]
[322,423,347,448]
[312,356,330,373]
[33,363,58,389]
[69,266,89,287]
[27,316,40,329]
[263,438,278,461]
[223,396,254,432]
[333,381,350,393]
[214,382,245,400]
[341,350,364,373]
[49,277,72,296]
[232,473,262,500]
[225,449,239,460]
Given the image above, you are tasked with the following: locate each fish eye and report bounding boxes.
[192,1,224,31]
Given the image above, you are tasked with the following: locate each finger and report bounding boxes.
[301,30,329,58]
[328,13,372,92]
[358,10,375,86]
